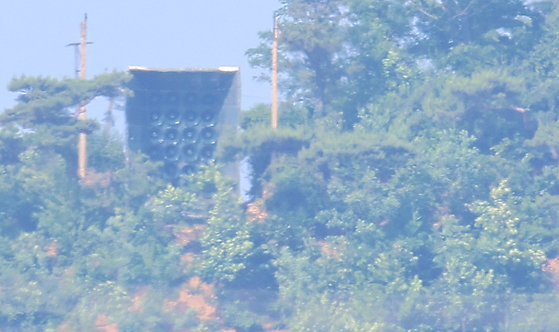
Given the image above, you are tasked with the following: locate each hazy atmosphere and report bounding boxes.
[1,0,559,331]
[0,0,279,111]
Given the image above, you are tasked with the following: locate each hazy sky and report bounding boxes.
[0,0,280,119]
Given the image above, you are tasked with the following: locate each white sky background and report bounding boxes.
[0,0,280,127]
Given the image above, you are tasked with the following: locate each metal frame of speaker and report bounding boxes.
[126,66,240,183]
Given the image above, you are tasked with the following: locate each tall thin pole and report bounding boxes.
[78,14,88,179]
[271,14,279,129]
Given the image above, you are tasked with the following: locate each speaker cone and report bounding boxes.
[182,127,197,143]
[166,110,180,125]
[149,110,163,125]
[183,109,199,126]
[182,144,198,162]
[164,144,179,160]
[164,128,179,141]
[200,127,217,144]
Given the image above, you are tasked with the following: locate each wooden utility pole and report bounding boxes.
[271,14,279,129]
[78,14,88,179]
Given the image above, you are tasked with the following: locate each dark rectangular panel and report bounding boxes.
[126,67,240,183]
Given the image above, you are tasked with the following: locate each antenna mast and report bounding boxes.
[78,14,88,179]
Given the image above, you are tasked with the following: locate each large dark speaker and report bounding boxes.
[126,66,240,183]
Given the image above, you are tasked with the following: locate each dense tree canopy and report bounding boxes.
[1,0,559,331]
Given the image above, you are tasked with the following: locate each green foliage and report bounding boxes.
[3,1,559,330]
[196,167,254,284]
